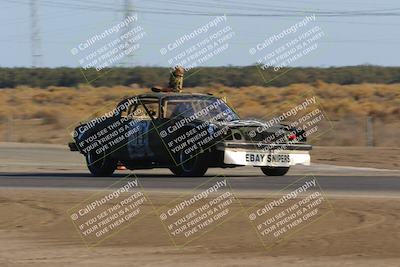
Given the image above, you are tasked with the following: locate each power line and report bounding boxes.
[6,0,400,17]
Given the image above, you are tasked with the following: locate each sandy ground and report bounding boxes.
[311,146,400,170]
[0,189,399,267]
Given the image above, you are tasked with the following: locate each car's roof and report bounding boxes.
[116,92,220,108]
[137,92,216,100]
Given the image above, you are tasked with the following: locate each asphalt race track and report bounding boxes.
[1,142,400,196]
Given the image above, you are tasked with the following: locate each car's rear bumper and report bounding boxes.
[218,142,311,167]
[68,142,79,151]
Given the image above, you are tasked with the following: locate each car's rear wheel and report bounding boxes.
[260,166,290,176]
[86,151,117,177]
[169,149,208,177]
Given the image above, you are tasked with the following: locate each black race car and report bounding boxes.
[69,92,311,177]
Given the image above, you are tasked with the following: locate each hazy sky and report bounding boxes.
[1,0,399,68]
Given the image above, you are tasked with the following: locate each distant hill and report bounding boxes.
[1,65,400,88]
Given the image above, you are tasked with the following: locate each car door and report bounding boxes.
[126,98,159,160]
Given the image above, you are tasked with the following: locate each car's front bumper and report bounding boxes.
[218,142,312,167]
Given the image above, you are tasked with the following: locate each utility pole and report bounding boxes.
[123,0,133,24]
[30,0,42,67]
[366,116,374,147]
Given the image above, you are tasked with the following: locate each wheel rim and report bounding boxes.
[87,151,105,168]
[179,149,198,172]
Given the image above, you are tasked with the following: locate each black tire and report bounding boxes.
[169,149,208,177]
[261,166,290,176]
[85,151,117,177]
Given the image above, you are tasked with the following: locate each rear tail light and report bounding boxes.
[117,161,127,170]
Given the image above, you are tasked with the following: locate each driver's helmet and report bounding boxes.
[173,66,185,77]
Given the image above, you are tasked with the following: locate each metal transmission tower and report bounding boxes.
[121,0,134,66]
[30,0,42,67]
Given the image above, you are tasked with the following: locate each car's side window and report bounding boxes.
[125,99,159,119]
[142,101,159,119]
[119,105,130,118]
[122,103,137,118]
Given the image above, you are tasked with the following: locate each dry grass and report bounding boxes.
[0,82,399,145]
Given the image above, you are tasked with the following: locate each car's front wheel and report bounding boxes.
[86,151,117,177]
[169,149,208,177]
[260,166,290,176]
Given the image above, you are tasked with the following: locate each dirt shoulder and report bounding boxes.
[0,189,399,267]
[311,146,400,170]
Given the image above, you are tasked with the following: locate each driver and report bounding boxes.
[168,66,184,92]
[151,66,185,93]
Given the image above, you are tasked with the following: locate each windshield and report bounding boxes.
[164,97,240,122]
